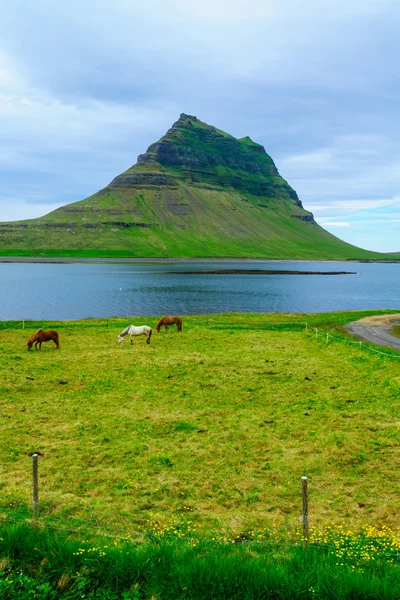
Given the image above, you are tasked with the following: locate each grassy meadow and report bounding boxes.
[0,310,399,538]
[1,310,400,598]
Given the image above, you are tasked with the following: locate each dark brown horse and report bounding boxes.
[27,329,60,351]
[155,316,183,333]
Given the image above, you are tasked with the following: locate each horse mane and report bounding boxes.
[27,329,41,342]
[155,317,165,329]
[119,325,131,337]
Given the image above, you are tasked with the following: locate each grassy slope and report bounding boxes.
[0,186,391,259]
[1,311,399,538]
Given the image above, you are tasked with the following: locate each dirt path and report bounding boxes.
[344,314,400,351]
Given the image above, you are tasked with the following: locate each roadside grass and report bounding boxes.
[0,522,399,599]
[0,310,399,538]
[390,325,400,338]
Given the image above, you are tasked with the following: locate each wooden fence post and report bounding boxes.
[301,476,309,547]
[31,453,40,524]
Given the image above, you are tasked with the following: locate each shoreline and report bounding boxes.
[0,256,398,264]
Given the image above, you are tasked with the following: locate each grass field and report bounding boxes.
[1,310,400,598]
[0,310,399,539]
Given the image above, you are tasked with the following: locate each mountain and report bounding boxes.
[0,114,391,259]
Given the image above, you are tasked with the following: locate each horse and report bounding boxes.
[118,325,152,345]
[155,316,183,333]
[27,329,60,351]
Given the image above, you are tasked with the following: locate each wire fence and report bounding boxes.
[1,481,399,561]
[4,316,399,361]
[305,322,400,360]
[2,314,400,352]
[0,317,307,330]
[1,459,399,547]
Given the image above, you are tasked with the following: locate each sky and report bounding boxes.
[1,0,399,253]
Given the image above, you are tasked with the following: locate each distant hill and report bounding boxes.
[0,114,393,259]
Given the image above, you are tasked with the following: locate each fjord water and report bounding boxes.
[0,261,398,321]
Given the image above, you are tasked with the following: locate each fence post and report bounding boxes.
[31,453,40,524]
[22,320,25,330]
[301,476,309,547]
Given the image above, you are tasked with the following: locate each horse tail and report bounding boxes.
[178,318,182,331]
[147,328,152,343]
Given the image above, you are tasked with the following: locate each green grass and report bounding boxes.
[0,522,399,599]
[0,310,399,537]
[1,310,400,598]
[0,190,393,259]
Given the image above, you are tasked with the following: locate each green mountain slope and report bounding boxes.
[0,114,391,259]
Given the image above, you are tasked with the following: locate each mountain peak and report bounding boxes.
[178,113,198,122]
[128,114,303,202]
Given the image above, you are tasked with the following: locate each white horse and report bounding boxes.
[118,325,152,345]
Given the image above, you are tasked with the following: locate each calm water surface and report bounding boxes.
[0,261,399,320]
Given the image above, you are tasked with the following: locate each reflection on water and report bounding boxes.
[0,260,399,320]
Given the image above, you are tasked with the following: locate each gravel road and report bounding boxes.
[344,314,400,351]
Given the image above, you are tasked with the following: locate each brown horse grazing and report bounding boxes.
[155,316,183,333]
[27,329,60,351]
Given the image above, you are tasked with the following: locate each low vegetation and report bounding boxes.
[391,325,400,338]
[0,522,399,599]
[0,310,399,598]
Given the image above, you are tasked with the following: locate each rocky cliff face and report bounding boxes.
[109,114,305,209]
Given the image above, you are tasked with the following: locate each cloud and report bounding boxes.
[2,0,399,97]
[307,197,400,213]
[320,221,350,227]
[0,200,65,222]
[0,51,20,89]
[0,88,175,160]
